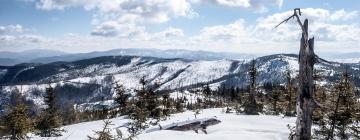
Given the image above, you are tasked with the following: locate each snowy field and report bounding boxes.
[31,108,296,140]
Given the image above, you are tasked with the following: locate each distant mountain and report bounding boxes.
[0,54,359,112]
[1,54,359,88]
[28,48,257,64]
[0,58,21,66]
[0,48,257,66]
[0,49,68,66]
[2,48,360,66]
[319,52,360,63]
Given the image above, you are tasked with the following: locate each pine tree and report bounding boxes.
[202,84,212,108]
[36,85,63,137]
[284,70,296,116]
[3,90,34,140]
[88,120,114,140]
[313,69,326,122]
[127,77,161,136]
[267,84,282,115]
[313,86,327,123]
[315,69,358,139]
[235,87,243,105]
[161,92,172,117]
[175,97,185,112]
[243,59,262,115]
[329,70,357,139]
[113,83,130,115]
[127,100,149,137]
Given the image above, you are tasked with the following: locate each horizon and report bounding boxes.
[1,0,360,55]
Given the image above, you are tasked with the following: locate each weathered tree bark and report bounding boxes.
[276,8,318,140]
[295,19,317,140]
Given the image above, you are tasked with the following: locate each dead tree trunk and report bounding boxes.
[276,8,318,140]
[296,19,317,140]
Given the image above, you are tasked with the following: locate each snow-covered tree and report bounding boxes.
[3,90,34,140]
[315,69,359,139]
[88,120,114,140]
[113,82,130,115]
[243,59,262,115]
[36,85,63,137]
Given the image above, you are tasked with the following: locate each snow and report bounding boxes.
[331,58,360,63]
[30,108,296,140]
[76,100,116,112]
[159,60,232,89]
[140,108,295,140]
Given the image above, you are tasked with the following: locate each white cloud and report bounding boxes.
[188,8,360,54]
[0,24,23,34]
[193,19,249,42]
[33,0,197,40]
[0,34,46,43]
[3,7,360,54]
[33,0,197,41]
[252,8,360,42]
[91,21,146,38]
[330,9,358,21]
[193,0,283,12]
[116,0,197,23]
[154,27,184,38]
[35,0,113,11]
[35,0,196,23]
[0,34,48,51]
[209,0,251,8]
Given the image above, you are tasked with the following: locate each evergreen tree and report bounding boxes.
[3,90,34,140]
[284,70,296,116]
[235,87,243,105]
[161,92,172,117]
[315,69,358,139]
[202,84,212,108]
[313,69,326,122]
[36,85,63,137]
[330,70,357,139]
[88,120,114,140]
[175,97,185,112]
[243,59,262,115]
[113,83,130,115]
[127,100,148,136]
[127,77,163,136]
[267,84,282,115]
[229,87,236,102]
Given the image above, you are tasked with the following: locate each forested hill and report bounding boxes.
[0,54,359,89]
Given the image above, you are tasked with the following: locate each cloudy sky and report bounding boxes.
[0,0,359,55]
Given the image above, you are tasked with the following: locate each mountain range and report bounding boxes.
[0,52,359,111]
[0,48,257,66]
[2,48,360,66]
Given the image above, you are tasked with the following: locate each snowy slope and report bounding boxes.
[1,54,356,90]
[30,108,296,140]
[1,54,359,110]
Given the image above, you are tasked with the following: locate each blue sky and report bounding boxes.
[0,0,359,54]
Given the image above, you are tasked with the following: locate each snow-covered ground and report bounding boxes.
[31,108,296,140]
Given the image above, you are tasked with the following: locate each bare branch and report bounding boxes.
[274,8,309,48]
[274,15,295,28]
